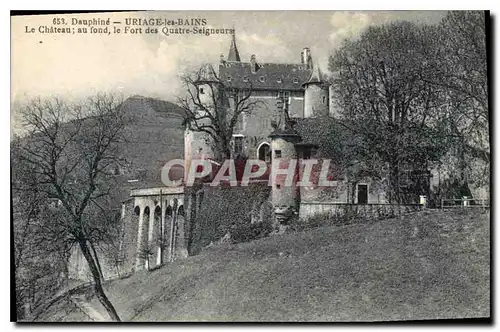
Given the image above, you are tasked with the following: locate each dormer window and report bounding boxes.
[277,77,282,83]
[259,76,265,82]
[293,78,299,84]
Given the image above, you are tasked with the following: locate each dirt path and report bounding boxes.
[71,296,107,321]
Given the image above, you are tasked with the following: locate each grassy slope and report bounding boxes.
[40,210,490,322]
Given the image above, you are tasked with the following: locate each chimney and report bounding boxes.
[301,48,311,66]
[250,54,258,73]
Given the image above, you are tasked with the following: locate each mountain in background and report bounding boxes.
[110,95,186,204]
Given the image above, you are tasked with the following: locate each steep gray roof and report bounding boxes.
[303,63,324,86]
[218,62,312,91]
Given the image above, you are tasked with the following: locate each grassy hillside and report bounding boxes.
[105,96,186,204]
[37,209,489,322]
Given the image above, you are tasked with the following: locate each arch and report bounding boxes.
[163,205,173,262]
[177,205,185,216]
[165,205,173,217]
[257,142,271,163]
[134,206,140,216]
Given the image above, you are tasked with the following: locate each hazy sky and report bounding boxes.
[11,10,446,104]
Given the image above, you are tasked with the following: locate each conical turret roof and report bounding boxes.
[303,62,323,86]
[195,64,220,84]
[269,102,301,140]
[227,32,241,62]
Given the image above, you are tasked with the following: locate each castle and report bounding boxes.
[68,33,422,280]
[185,33,334,168]
[120,33,349,274]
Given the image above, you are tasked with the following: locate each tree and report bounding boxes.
[15,93,128,321]
[329,21,450,204]
[177,64,262,162]
[421,11,489,191]
[12,138,69,320]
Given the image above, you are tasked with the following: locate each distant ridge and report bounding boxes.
[125,95,186,118]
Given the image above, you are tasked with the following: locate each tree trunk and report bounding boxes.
[78,239,121,322]
[89,241,104,281]
[388,161,401,205]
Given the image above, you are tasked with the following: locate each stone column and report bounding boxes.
[135,205,144,270]
[169,199,178,262]
[147,203,155,270]
[158,200,167,266]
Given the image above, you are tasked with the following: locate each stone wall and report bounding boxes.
[299,201,423,222]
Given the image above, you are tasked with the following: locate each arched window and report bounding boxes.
[154,206,162,240]
[257,142,271,163]
[165,205,172,217]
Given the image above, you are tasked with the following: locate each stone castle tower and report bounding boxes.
[302,49,329,118]
[269,98,302,226]
[184,63,219,178]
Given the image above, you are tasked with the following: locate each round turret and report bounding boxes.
[303,65,329,118]
[269,99,301,227]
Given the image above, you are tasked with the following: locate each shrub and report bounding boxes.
[190,183,272,253]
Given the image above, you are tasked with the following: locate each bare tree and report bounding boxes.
[177,64,261,162]
[329,21,450,204]
[12,138,69,320]
[421,11,489,191]
[14,93,128,321]
[424,11,488,153]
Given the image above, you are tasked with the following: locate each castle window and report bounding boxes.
[237,90,248,101]
[227,76,232,82]
[277,77,282,83]
[243,76,248,82]
[323,96,326,104]
[259,76,265,82]
[258,142,271,163]
[298,66,303,70]
[236,114,246,131]
[199,87,204,94]
[293,78,299,84]
[275,150,282,158]
[277,91,290,99]
[234,136,243,154]
[302,149,311,160]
